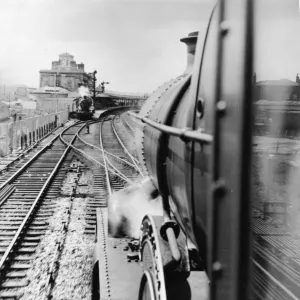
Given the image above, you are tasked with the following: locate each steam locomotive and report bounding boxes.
[69,96,95,121]
[93,0,299,299]
[130,2,252,297]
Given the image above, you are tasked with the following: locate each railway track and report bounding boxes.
[252,217,300,299]
[0,121,86,299]
[2,107,299,299]
[68,110,143,234]
[0,122,72,173]
[0,108,144,299]
[94,110,145,300]
[102,114,143,187]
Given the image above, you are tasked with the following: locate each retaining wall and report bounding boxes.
[0,109,69,157]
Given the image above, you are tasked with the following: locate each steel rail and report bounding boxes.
[99,114,136,195]
[104,150,136,169]
[0,123,64,173]
[252,259,299,300]
[75,132,136,170]
[99,118,112,196]
[0,121,85,274]
[111,115,143,176]
[105,157,133,184]
[60,121,131,184]
[128,111,213,144]
[0,122,78,192]
[113,115,140,165]
[71,143,131,184]
[74,115,139,184]
[123,114,135,132]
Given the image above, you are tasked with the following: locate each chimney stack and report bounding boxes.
[180,31,198,74]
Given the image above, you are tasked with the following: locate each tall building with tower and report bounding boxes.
[39,53,91,92]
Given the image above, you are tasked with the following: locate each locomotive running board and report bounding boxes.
[94,207,142,300]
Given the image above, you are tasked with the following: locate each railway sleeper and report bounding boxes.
[1,279,29,288]
[17,247,37,253]
[10,263,32,269]
[0,291,23,299]
[6,271,27,278]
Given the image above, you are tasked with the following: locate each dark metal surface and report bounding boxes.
[208,0,253,299]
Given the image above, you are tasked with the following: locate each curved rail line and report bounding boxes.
[59,109,139,234]
[93,109,144,300]
[101,115,143,184]
[63,119,131,184]
[0,107,143,297]
[112,115,140,167]
[0,121,86,297]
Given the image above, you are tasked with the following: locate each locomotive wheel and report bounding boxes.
[138,271,156,300]
[139,215,167,300]
[139,215,193,300]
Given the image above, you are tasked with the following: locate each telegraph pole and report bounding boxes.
[93,70,97,99]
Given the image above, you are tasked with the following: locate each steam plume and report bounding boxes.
[108,179,162,238]
[78,86,91,97]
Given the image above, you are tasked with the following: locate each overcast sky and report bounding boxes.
[0,0,214,93]
[1,0,299,94]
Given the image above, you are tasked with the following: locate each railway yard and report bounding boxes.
[0,108,149,299]
[0,107,299,300]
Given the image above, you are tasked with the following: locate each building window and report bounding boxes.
[68,80,72,89]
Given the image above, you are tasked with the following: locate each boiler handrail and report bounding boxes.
[128,111,213,144]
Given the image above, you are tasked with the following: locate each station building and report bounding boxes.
[253,74,300,134]
[253,73,300,102]
[39,53,92,92]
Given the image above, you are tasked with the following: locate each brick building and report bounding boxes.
[253,73,300,102]
[39,53,92,92]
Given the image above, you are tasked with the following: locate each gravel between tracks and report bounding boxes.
[20,164,96,300]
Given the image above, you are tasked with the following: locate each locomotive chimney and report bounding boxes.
[180,31,198,74]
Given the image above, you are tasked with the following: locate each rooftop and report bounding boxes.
[257,78,299,86]
[59,52,74,60]
[96,88,149,100]
[30,86,71,94]
[256,100,300,105]
[39,69,87,74]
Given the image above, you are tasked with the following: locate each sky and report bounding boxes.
[1,0,300,94]
[0,0,214,93]
[254,0,300,83]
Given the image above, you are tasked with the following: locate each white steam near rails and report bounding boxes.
[78,86,91,97]
[108,180,162,239]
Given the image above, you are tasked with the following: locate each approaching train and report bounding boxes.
[93,1,300,300]
[69,96,95,120]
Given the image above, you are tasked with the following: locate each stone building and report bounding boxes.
[0,102,9,122]
[253,73,300,102]
[39,53,91,92]
[30,86,70,101]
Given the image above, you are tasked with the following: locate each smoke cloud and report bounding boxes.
[78,86,91,97]
[108,180,163,239]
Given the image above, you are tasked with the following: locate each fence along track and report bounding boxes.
[0,121,86,299]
